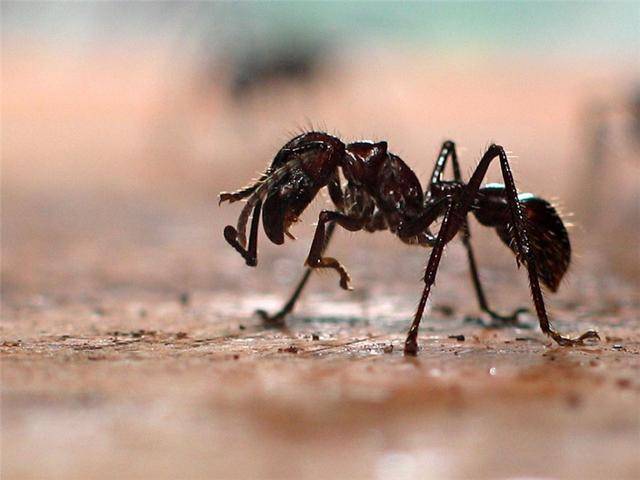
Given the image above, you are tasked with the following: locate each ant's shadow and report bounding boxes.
[263,315,371,328]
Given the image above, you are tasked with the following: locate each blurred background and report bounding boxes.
[2,1,639,301]
[2,2,640,479]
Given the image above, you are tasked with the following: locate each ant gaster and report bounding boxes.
[219,132,599,355]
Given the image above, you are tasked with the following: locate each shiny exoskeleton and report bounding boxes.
[220,132,599,355]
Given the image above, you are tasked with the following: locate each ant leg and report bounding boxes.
[429,140,459,185]
[406,144,599,355]
[305,211,365,290]
[223,200,262,266]
[429,141,529,326]
[256,223,336,326]
[404,198,455,356]
[258,208,363,325]
[462,145,599,346]
[460,220,530,327]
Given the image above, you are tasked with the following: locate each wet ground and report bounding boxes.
[2,195,639,479]
[2,297,639,479]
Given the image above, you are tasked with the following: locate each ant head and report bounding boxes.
[262,168,316,245]
[262,133,346,245]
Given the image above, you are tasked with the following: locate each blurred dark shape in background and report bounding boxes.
[225,39,326,101]
[575,87,640,277]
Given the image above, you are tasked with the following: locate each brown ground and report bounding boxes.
[2,46,639,479]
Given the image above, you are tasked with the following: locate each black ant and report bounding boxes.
[219,131,600,355]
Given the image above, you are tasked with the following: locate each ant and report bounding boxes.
[219,131,600,355]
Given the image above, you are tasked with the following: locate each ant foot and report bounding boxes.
[224,226,256,266]
[403,329,419,356]
[465,308,531,329]
[486,307,531,329]
[304,257,352,290]
[403,340,418,356]
[328,259,352,290]
[339,272,353,291]
[255,309,287,328]
[550,329,600,346]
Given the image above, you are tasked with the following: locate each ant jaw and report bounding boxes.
[283,213,301,241]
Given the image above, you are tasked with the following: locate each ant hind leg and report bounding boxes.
[467,145,599,345]
[428,141,530,329]
[460,220,531,329]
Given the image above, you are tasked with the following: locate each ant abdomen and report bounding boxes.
[510,195,571,291]
[473,184,571,292]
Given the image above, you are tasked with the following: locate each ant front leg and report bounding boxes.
[305,211,365,290]
[430,141,529,327]
[223,200,262,267]
[256,223,336,326]
[256,173,344,327]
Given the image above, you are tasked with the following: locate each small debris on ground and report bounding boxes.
[278,345,300,354]
[131,329,156,338]
[616,378,631,389]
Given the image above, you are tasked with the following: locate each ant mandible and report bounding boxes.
[219,132,600,355]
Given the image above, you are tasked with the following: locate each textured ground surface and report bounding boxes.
[3,196,640,479]
[2,294,640,479]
